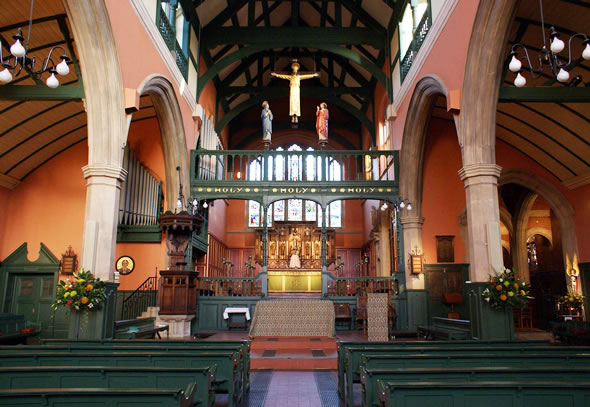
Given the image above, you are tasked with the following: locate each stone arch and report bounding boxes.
[458,0,517,165]
[137,75,190,211]
[526,228,553,248]
[499,169,578,285]
[399,75,459,289]
[62,0,127,280]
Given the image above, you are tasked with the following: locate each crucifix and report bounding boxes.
[271,59,319,125]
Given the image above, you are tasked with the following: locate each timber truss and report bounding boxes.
[189,148,399,207]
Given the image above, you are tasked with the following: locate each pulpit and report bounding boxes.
[159,270,198,315]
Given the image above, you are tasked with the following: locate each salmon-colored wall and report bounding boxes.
[115,116,168,291]
[105,0,198,150]
[495,140,590,263]
[421,118,466,263]
[207,199,228,244]
[0,142,87,266]
[389,1,480,149]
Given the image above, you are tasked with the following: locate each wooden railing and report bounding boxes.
[197,277,262,297]
[326,276,396,297]
[191,149,397,183]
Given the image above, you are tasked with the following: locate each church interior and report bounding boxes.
[0,0,589,406]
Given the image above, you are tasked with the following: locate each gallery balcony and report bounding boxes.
[189,149,399,204]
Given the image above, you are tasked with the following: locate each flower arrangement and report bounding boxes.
[558,293,584,314]
[482,268,533,309]
[52,269,106,312]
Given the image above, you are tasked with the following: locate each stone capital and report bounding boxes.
[459,164,502,188]
[400,215,425,226]
[82,164,127,182]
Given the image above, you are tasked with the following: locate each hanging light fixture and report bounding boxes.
[381,198,412,212]
[508,0,589,87]
[0,0,70,87]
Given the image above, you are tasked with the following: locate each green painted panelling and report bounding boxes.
[424,264,471,320]
[195,297,261,332]
[0,85,84,101]
[405,289,428,330]
[116,225,162,243]
[466,282,515,340]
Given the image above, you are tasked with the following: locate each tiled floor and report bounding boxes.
[263,371,324,407]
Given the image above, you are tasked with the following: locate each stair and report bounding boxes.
[250,336,337,370]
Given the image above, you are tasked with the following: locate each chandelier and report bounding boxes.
[508,0,589,87]
[381,199,412,212]
[0,0,70,88]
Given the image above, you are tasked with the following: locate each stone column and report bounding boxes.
[399,215,427,330]
[459,164,514,340]
[399,215,425,289]
[81,165,127,281]
[458,164,503,282]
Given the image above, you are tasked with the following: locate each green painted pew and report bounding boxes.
[4,342,250,394]
[340,341,557,406]
[0,384,196,407]
[40,338,251,391]
[0,365,215,407]
[376,380,590,407]
[361,366,590,407]
[0,351,242,407]
[336,339,548,399]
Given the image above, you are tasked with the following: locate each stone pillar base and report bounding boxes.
[466,282,515,340]
[159,315,195,338]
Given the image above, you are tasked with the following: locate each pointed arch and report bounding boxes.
[137,75,190,211]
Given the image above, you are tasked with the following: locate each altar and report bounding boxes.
[268,270,322,292]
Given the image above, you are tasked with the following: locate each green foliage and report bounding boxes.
[482,268,533,309]
[52,269,106,312]
[558,294,584,314]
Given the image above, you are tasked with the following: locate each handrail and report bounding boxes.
[120,276,158,320]
[191,149,398,183]
[197,275,263,297]
[325,274,396,297]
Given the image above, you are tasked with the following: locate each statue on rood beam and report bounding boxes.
[261,101,273,148]
[316,102,329,148]
[271,59,319,125]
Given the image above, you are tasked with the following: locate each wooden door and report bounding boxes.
[13,274,55,333]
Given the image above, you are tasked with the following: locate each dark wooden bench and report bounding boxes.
[0,350,242,407]
[337,339,550,404]
[376,380,590,407]
[114,317,169,339]
[551,320,590,345]
[0,365,215,407]
[0,384,196,407]
[38,338,251,393]
[417,317,471,340]
[0,313,40,345]
[361,366,590,407]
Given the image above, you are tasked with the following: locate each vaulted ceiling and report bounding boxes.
[188,0,402,144]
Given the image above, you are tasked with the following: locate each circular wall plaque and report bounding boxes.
[115,255,135,275]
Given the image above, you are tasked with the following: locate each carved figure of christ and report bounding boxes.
[271,61,319,123]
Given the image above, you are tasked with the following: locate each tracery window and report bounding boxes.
[247,144,342,227]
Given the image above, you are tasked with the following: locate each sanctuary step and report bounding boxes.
[250,336,337,370]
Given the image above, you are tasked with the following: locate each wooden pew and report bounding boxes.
[0,383,196,407]
[361,366,590,407]
[4,342,251,395]
[337,339,549,402]
[416,317,471,340]
[0,365,215,407]
[0,313,40,345]
[344,345,590,407]
[0,351,242,407]
[376,380,590,407]
[40,338,251,391]
[114,317,169,339]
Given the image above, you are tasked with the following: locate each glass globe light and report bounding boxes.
[46,73,59,88]
[582,43,590,60]
[56,59,70,76]
[0,68,13,84]
[508,55,522,72]
[399,201,405,209]
[10,39,25,58]
[550,37,565,53]
[514,72,526,87]
[557,68,570,83]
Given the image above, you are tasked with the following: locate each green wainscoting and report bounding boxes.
[195,297,261,332]
[424,264,470,320]
[405,290,428,330]
[0,243,69,339]
[467,282,515,340]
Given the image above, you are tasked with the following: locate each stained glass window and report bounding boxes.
[329,200,342,227]
[274,200,285,221]
[305,201,317,222]
[248,201,260,227]
[288,199,303,221]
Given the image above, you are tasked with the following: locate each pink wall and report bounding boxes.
[387,1,480,150]
[105,0,198,150]
[421,118,466,264]
[0,142,87,265]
